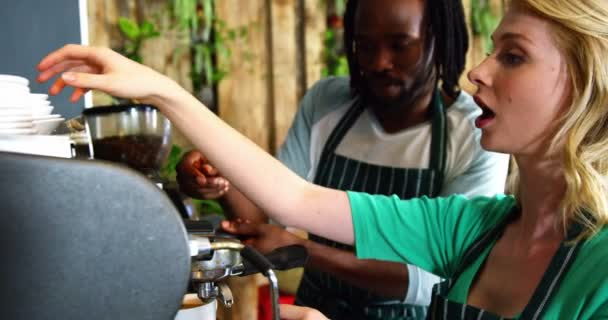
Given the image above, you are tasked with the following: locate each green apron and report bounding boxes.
[428,209,583,319]
[295,90,448,320]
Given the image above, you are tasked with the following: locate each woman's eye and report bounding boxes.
[499,52,525,66]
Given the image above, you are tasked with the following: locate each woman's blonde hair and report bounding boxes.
[508,0,608,239]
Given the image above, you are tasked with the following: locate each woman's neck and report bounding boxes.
[514,155,566,242]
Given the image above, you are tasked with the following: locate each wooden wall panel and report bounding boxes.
[216,0,271,153]
[87,0,120,106]
[270,0,299,151]
[303,0,326,90]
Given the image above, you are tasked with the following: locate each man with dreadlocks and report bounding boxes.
[176,0,509,318]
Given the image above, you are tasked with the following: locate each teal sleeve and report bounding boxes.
[348,191,515,278]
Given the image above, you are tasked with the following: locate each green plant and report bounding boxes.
[171,0,248,94]
[471,0,501,53]
[321,29,349,77]
[117,17,161,63]
[116,1,248,101]
[322,0,349,77]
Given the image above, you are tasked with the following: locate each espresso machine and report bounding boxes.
[66,103,309,319]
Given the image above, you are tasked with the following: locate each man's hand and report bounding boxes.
[221,219,304,254]
[176,150,229,199]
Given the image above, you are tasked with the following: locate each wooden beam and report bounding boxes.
[303,0,326,90]
[270,0,299,152]
[217,0,272,153]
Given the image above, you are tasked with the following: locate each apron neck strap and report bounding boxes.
[317,90,448,174]
[450,206,585,319]
[428,90,447,190]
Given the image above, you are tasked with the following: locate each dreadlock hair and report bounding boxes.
[343,0,469,99]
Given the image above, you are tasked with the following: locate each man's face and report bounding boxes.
[354,0,433,109]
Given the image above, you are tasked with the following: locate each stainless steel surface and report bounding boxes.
[191,247,242,282]
[190,237,244,311]
[268,269,280,320]
[83,105,172,172]
[85,106,171,138]
[197,282,219,303]
[189,236,212,258]
[217,282,234,308]
[188,236,292,319]
[210,241,245,251]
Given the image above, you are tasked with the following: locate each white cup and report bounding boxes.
[31,106,54,117]
[29,93,49,101]
[0,107,31,117]
[174,295,217,320]
[0,84,29,94]
[0,128,38,135]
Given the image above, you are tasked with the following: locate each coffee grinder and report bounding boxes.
[81,104,192,218]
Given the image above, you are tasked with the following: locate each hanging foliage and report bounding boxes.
[171,0,248,94]
[471,0,501,52]
[322,0,349,77]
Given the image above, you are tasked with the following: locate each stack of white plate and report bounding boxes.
[0,74,64,135]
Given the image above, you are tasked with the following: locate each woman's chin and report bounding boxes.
[480,136,510,154]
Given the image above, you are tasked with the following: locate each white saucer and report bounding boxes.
[0,128,38,135]
[0,74,29,86]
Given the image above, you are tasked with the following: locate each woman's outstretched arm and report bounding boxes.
[37,45,355,244]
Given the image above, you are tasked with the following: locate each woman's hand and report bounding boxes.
[176,150,230,199]
[36,44,177,104]
[280,304,328,320]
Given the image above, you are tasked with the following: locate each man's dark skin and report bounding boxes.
[177,0,453,299]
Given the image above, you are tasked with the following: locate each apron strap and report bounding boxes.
[451,207,520,281]
[428,90,448,192]
[314,91,448,190]
[518,224,584,319]
[313,99,365,185]
[441,209,585,320]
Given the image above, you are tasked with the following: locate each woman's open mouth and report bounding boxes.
[473,96,496,129]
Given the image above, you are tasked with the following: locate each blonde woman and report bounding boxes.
[37,0,608,318]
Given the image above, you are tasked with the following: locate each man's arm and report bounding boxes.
[222,221,423,299]
[301,238,410,299]
[220,186,268,224]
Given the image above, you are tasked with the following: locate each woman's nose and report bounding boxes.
[468,58,492,88]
